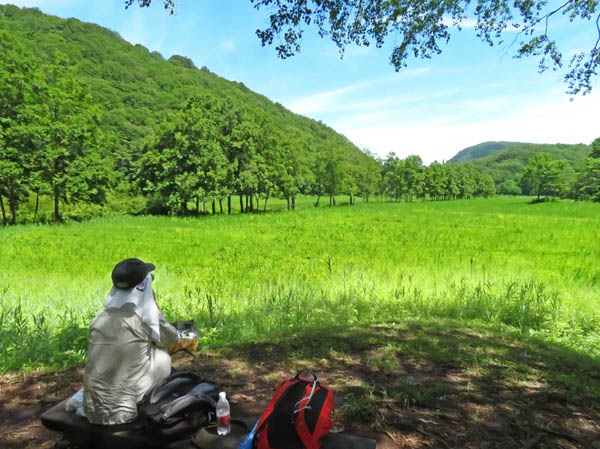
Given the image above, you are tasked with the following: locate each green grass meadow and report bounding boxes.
[1,196,599,372]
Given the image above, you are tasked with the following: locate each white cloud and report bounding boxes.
[118,10,167,55]
[332,92,599,164]
[286,69,432,115]
[442,17,477,28]
[394,67,431,79]
[286,80,376,115]
[220,40,235,53]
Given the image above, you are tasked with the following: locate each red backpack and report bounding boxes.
[254,370,334,449]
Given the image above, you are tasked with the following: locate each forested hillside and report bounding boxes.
[1,5,598,226]
[447,141,526,163]
[0,4,380,223]
[0,5,367,175]
[452,143,592,195]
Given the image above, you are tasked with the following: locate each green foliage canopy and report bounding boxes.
[136,0,600,95]
[521,152,569,199]
[1,5,598,225]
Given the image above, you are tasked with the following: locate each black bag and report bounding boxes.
[138,371,219,438]
[253,369,334,449]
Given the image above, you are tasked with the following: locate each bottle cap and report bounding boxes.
[219,391,226,400]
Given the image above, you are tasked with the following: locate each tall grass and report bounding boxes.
[1,197,599,371]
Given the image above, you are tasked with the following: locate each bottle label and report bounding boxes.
[217,414,230,427]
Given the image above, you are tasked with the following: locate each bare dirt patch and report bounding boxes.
[2,322,599,448]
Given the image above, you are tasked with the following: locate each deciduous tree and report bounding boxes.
[521,153,568,200]
[38,52,108,222]
[138,95,227,215]
[0,32,40,225]
[591,137,600,158]
[133,0,600,95]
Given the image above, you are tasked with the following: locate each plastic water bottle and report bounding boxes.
[216,391,230,435]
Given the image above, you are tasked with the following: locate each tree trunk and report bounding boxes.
[212,200,216,215]
[9,194,17,225]
[250,194,254,212]
[195,197,200,214]
[53,186,62,223]
[286,196,290,210]
[291,195,296,210]
[239,195,244,213]
[33,189,40,224]
[264,195,269,211]
[227,196,231,215]
[245,195,249,211]
[0,195,7,226]
[329,195,333,207]
[333,196,336,206]
[255,195,259,211]
[315,195,321,207]
[219,199,223,214]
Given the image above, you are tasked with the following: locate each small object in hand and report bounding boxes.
[168,320,200,355]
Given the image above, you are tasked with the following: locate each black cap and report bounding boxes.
[111,258,156,290]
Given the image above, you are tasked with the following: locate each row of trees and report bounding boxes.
[2,29,597,225]
[137,95,501,217]
[1,24,497,226]
[3,45,597,226]
[521,141,600,201]
[137,95,372,215]
[0,33,112,225]
[381,154,496,202]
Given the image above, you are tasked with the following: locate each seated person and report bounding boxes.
[83,258,178,425]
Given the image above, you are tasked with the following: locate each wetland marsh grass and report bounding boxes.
[1,196,599,371]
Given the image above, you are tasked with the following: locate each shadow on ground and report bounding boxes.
[2,320,599,449]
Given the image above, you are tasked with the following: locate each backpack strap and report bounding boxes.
[254,376,301,436]
[161,392,216,420]
[294,382,320,449]
[255,370,318,434]
[294,368,318,383]
[141,371,204,405]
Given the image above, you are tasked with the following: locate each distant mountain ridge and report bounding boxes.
[448,141,528,163]
[450,142,591,194]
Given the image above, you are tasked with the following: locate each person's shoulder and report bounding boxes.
[104,303,137,317]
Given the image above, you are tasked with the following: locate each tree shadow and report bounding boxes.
[3,320,599,449]
[187,320,600,448]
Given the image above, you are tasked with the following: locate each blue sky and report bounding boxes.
[3,0,599,163]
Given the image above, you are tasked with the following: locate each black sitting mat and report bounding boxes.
[41,399,376,449]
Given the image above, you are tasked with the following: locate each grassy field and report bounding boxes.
[1,196,599,372]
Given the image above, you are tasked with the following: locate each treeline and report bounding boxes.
[1,59,498,225]
[457,142,596,198]
[0,35,113,226]
[519,143,600,201]
[0,5,370,185]
[380,155,495,202]
[1,6,597,225]
[137,97,498,217]
[0,53,498,225]
[2,29,595,226]
[0,6,497,226]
